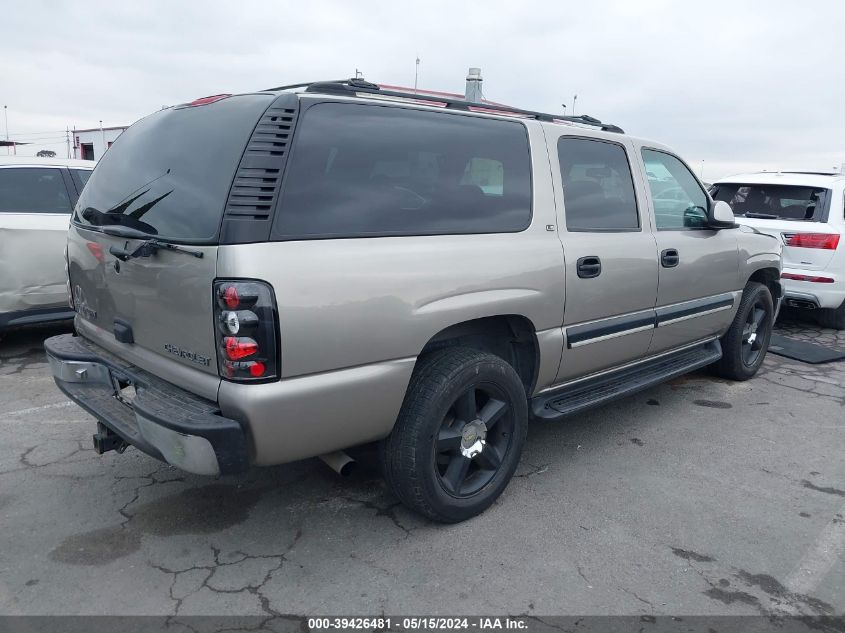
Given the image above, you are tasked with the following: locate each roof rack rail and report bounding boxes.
[264,78,624,134]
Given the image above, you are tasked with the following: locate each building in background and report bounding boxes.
[72,126,127,161]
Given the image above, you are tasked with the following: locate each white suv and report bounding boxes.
[711,171,845,329]
[0,156,95,332]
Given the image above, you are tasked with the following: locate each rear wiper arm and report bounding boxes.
[109,238,204,261]
[743,212,779,219]
[100,225,155,240]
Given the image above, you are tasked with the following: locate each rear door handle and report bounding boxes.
[576,255,602,279]
[661,249,680,268]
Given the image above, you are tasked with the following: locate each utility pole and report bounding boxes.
[414,56,420,93]
[100,120,105,158]
[66,127,71,159]
[572,94,578,116]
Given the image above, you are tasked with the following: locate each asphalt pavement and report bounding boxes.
[0,315,843,617]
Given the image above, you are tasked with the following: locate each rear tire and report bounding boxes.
[380,347,527,523]
[816,300,845,330]
[712,282,774,381]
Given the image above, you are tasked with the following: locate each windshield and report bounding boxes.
[711,182,830,221]
[73,93,273,242]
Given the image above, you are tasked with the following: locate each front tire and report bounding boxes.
[713,282,774,381]
[380,347,528,523]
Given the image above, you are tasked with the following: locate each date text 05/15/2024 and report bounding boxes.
[308,617,529,630]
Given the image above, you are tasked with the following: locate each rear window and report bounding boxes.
[711,182,831,221]
[73,94,273,242]
[0,168,72,214]
[272,103,532,239]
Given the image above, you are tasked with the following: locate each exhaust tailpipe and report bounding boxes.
[785,298,818,310]
[319,450,356,476]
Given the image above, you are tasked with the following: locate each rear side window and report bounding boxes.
[711,182,830,222]
[0,168,72,213]
[557,138,639,231]
[73,94,274,242]
[273,103,532,239]
[70,169,92,192]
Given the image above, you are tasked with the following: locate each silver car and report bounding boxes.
[44,80,782,522]
[0,157,94,332]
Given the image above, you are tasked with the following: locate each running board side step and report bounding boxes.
[531,340,722,420]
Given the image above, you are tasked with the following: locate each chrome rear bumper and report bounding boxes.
[45,333,249,476]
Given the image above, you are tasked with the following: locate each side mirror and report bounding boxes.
[708,200,736,228]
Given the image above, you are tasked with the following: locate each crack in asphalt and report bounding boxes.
[339,495,414,536]
[0,439,100,478]
[621,587,657,612]
[514,461,550,478]
[148,529,303,617]
[575,565,592,588]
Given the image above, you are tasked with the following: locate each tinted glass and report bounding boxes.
[711,182,829,221]
[74,94,273,242]
[274,103,532,239]
[641,149,709,229]
[0,168,72,213]
[557,138,639,231]
[70,169,92,192]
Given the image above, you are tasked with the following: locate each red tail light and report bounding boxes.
[249,361,266,377]
[214,281,278,381]
[783,233,840,250]
[222,286,240,309]
[781,273,835,283]
[224,337,258,360]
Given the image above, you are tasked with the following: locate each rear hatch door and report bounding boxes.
[67,93,277,396]
[712,181,839,270]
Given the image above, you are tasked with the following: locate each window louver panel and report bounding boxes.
[224,106,297,219]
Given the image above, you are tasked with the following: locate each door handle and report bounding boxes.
[576,256,602,279]
[661,249,680,268]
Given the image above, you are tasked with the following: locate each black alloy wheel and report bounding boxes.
[435,383,515,498]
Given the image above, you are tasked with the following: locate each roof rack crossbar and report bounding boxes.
[263,78,351,92]
[266,78,624,133]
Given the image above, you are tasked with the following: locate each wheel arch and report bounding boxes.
[748,267,782,305]
[419,315,540,395]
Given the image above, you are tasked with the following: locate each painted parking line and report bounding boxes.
[3,401,74,418]
[784,500,845,595]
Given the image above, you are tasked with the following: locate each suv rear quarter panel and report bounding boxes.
[216,122,566,464]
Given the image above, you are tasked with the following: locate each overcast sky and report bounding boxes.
[2,0,843,179]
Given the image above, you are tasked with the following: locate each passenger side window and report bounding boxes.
[0,168,73,214]
[557,137,639,231]
[641,149,708,230]
[274,103,532,239]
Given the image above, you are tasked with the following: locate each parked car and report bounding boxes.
[44,80,782,522]
[711,171,845,328]
[0,157,95,333]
